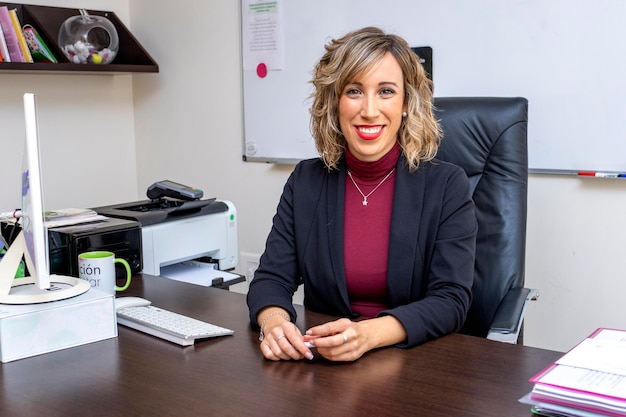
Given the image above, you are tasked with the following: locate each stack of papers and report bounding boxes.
[521,328,626,416]
[44,208,107,228]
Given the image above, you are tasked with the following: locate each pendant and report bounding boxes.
[362,197,368,206]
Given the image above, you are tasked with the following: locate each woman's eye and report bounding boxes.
[345,88,361,96]
[380,88,395,96]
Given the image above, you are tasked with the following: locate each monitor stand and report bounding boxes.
[0,231,90,304]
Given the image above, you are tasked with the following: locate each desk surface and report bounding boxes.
[0,275,559,417]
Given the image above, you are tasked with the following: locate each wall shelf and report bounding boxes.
[0,3,158,74]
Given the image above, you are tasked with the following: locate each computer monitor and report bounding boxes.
[0,93,90,304]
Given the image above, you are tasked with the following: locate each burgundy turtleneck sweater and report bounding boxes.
[344,142,400,318]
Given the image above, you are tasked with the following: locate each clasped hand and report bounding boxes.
[261,318,368,362]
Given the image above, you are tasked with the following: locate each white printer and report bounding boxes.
[93,198,240,287]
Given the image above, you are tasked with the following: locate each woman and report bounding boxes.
[247,26,477,362]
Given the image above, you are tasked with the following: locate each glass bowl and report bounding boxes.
[58,9,119,64]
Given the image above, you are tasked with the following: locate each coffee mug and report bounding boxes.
[78,251,131,295]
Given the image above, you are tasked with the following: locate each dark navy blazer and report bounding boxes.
[247,154,477,348]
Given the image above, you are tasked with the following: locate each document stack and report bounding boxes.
[521,328,626,417]
[44,208,107,228]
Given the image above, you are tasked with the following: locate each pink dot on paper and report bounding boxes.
[256,63,268,78]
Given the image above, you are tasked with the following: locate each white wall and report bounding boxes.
[0,0,138,210]
[525,175,626,351]
[127,0,292,295]
[2,1,626,353]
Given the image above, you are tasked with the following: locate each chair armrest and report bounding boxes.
[487,287,539,343]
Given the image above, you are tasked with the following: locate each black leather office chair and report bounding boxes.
[434,97,538,343]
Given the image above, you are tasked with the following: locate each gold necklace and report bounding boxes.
[347,168,396,206]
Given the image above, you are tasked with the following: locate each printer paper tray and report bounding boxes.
[160,262,240,287]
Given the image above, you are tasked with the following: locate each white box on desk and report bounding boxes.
[0,288,117,363]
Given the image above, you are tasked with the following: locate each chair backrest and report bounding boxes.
[433,97,529,337]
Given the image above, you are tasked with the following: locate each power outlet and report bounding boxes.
[240,252,261,282]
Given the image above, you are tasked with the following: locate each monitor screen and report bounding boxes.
[21,93,50,290]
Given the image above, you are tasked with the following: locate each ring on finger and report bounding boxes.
[342,333,348,344]
[276,335,286,341]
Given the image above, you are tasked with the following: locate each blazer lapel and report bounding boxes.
[387,158,425,303]
[326,165,351,310]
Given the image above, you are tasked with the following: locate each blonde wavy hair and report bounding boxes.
[309,26,441,171]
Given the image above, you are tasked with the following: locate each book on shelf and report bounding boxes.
[8,8,32,63]
[22,24,57,63]
[0,25,6,62]
[521,328,626,417]
[0,5,23,62]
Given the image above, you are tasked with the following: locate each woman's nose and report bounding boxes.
[360,95,380,118]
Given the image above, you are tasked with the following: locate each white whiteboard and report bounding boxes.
[241,0,626,172]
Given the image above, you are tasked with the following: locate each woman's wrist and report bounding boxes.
[360,315,407,349]
[258,308,290,341]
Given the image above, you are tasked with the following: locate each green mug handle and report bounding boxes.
[114,258,132,291]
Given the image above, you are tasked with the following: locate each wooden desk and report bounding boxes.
[0,275,559,417]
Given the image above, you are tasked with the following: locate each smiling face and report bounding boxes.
[338,52,406,162]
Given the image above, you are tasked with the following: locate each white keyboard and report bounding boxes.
[116,305,234,346]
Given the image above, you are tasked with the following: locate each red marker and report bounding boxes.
[578,171,621,178]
